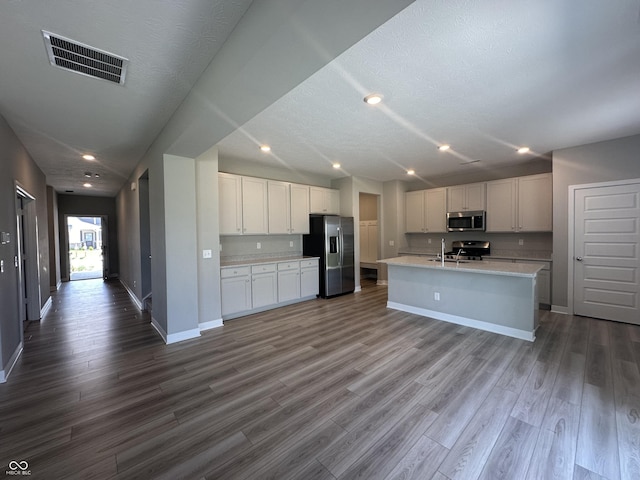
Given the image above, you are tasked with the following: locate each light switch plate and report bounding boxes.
[256,242,261,249]
[202,249,212,259]
[389,240,395,246]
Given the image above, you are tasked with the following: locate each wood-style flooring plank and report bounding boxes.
[0,278,636,479]
[437,386,519,480]
[477,416,539,480]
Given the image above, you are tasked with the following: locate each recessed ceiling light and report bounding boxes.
[517,147,530,154]
[82,154,95,161]
[83,183,92,188]
[332,163,341,169]
[94,173,100,178]
[438,145,450,151]
[363,94,383,105]
[260,145,271,152]
[84,172,92,178]
[407,169,415,175]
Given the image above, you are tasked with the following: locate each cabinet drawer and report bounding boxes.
[251,263,276,274]
[300,259,318,268]
[221,266,250,278]
[278,261,300,271]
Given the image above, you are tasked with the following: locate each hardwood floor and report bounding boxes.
[1,278,639,479]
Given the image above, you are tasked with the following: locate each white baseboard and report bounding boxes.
[120,279,143,310]
[354,285,362,293]
[40,296,53,319]
[376,280,388,286]
[199,319,223,331]
[551,305,570,315]
[166,328,201,345]
[0,342,23,383]
[150,316,167,343]
[387,301,536,342]
[150,317,201,344]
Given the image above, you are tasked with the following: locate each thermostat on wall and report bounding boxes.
[1,232,10,244]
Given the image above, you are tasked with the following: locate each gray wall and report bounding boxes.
[116,0,412,341]
[552,134,640,309]
[46,186,61,290]
[57,194,119,281]
[0,113,49,375]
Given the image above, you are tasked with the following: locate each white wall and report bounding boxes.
[552,133,640,309]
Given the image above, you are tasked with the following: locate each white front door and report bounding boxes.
[573,181,640,324]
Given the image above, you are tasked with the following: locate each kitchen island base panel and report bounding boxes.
[386,264,539,342]
[386,301,535,341]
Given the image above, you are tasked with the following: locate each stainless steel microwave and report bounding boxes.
[446,211,486,232]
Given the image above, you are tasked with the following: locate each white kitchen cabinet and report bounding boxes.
[486,178,517,232]
[290,183,310,234]
[251,264,277,308]
[220,266,251,315]
[277,261,301,302]
[310,186,340,214]
[405,188,447,233]
[267,180,290,234]
[359,220,378,264]
[300,259,319,298]
[447,182,486,212]
[218,173,243,235]
[517,173,552,232]
[242,177,268,234]
[486,173,552,232]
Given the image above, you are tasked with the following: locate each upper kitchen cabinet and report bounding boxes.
[310,186,340,214]
[447,182,486,212]
[219,172,243,235]
[289,183,310,234]
[405,187,447,233]
[486,173,552,232]
[242,176,268,234]
[268,181,310,234]
[267,180,291,234]
[517,173,552,232]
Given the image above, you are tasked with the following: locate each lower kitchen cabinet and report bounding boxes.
[251,264,278,308]
[278,261,301,303]
[221,258,319,319]
[300,259,320,297]
[220,266,251,316]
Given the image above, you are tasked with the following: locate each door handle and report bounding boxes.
[576,256,583,261]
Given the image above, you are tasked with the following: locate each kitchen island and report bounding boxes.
[379,256,544,341]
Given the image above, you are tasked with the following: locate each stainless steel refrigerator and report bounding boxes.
[303,215,355,298]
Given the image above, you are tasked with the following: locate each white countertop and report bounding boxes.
[379,256,543,278]
[397,249,552,262]
[221,255,319,267]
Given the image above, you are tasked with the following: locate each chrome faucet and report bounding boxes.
[455,248,466,264]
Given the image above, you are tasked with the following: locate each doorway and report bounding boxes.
[570,178,640,325]
[66,216,104,280]
[359,193,380,286]
[15,185,41,328]
[139,170,152,305]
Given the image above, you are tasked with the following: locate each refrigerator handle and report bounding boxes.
[339,230,343,266]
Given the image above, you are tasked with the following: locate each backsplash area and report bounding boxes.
[220,235,303,262]
[404,232,552,259]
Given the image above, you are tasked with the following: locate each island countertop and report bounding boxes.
[379,256,543,278]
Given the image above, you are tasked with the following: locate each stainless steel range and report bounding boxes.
[444,240,490,261]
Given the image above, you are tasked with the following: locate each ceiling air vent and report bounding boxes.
[42,30,128,85]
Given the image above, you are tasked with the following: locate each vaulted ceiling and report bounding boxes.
[1,0,640,196]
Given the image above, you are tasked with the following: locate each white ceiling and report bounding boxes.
[0,0,253,196]
[1,0,640,196]
[218,0,640,183]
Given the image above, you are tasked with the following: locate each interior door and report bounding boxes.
[101,216,109,279]
[574,182,640,324]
